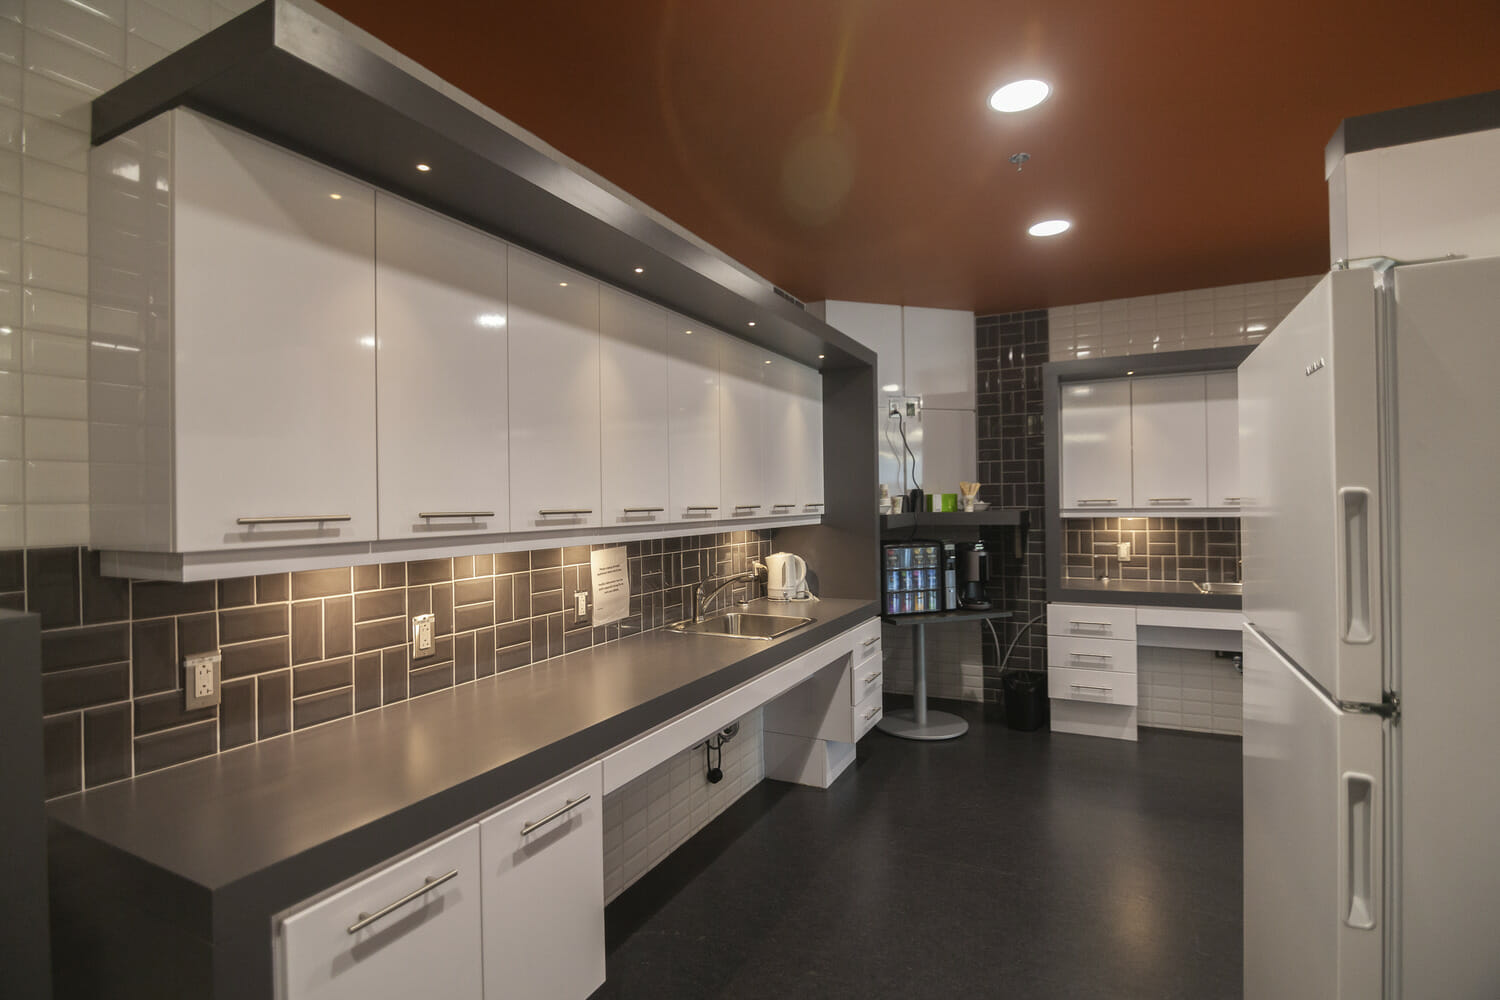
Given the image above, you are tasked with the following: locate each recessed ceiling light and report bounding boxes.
[989,79,1051,113]
[817,354,825,359]
[415,163,431,172]
[558,282,568,287]
[764,359,772,365]
[684,329,693,335]
[329,193,342,200]
[882,383,900,393]
[633,267,644,274]
[747,321,756,327]
[1028,219,1071,237]
[1126,370,1135,375]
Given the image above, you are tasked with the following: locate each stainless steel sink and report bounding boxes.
[669,612,813,640]
[1193,581,1243,595]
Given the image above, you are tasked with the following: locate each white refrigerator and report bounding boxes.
[1239,255,1500,999]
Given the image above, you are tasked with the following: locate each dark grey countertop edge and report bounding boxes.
[1050,586,1241,611]
[49,598,879,948]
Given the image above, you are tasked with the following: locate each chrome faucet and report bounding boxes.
[692,564,766,622]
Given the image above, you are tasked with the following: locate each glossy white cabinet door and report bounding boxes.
[666,318,721,524]
[793,363,824,515]
[599,288,669,526]
[172,111,377,550]
[507,249,602,530]
[375,195,508,539]
[1205,370,1240,510]
[761,354,803,517]
[1130,374,1207,510]
[480,763,604,1000]
[280,826,482,1000]
[719,335,766,519]
[901,305,976,408]
[1059,379,1132,512]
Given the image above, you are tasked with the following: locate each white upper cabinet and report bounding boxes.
[1130,374,1208,510]
[901,306,975,408]
[761,354,803,516]
[793,363,825,514]
[507,249,602,531]
[170,111,378,551]
[666,319,722,524]
[1060,379,1133,512]
[719,335,767,518]
[599,288,669,526]
[1205,370,1240,509]
[375,195,508,539]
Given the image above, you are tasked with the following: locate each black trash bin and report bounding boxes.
[1001,671,1048,731]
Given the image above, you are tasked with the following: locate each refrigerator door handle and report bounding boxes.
[1339,487,1374,644]
[1344,771,1377,930]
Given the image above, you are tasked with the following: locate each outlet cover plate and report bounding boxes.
[184,652,221,710]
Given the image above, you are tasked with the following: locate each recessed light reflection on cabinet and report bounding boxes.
[633,267,644,274]
[329,192,342,200]
[559,282,568,287]
[477,313,506,328]
[748,321,756,327]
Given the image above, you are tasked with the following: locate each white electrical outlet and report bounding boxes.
[1118,541,1132,562]
[183,652,221,710]
[412,613,436,657]
[575,591,589,617]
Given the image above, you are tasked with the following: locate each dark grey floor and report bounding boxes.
[594,699,1242,1000]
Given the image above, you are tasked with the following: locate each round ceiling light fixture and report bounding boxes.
[989,79,1051,113]
[1028,219,1071,237]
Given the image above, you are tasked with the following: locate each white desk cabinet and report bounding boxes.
[1205,370,1240,510]
[719,335,767,519]
[667,319,722,524]
[479,763,605,1000]
[280,826,482,1000]
[600,288,670,527]
[1059,379,1133,513]
[507,249,602,531]
[375,195,509,539]
[1130,374,1207,510]
[91,109,378,552]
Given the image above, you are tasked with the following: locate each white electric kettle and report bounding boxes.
[763,552,809,601]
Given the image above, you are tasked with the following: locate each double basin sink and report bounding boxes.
[669,612,813,640]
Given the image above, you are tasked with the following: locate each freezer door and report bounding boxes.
[1243,624,1383,1000]
[1239,269,1384,704]
[1388,256,1500,996]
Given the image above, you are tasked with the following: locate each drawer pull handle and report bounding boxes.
[862,636,880,647]
[864,671,883,685]
[804,502,824,508]
[539,508,592,516]
[347,869,459,934]
[1149,497,1193,503]
[733,504,761,511]
[686,505,719,511]
[1071,652,1113,660]
[622,507,665,514]
[772,502,797,509]
[1069,620,1113,629]
[1070,683,1112,693]
[237,514,351,525]
[863,706,881,720]
[1074,498,1118,504]
[418,511,494,519]
[1223,497,1242,503]
[520,794,591,837]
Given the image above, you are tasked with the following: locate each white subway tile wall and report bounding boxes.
[602,708,764,902]
[1137,645,1242,736]
[879,620,985,702]
[1047,275,1323,361]
[0,0,260,548]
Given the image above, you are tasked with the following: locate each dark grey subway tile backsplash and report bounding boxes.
[1063,517,1241,583]
[9,532,770,800]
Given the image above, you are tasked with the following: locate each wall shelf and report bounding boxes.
[879,509,1027,531]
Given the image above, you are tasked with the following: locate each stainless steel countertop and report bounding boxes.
[46,597,876,900]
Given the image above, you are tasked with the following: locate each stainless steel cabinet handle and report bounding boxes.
[237,514,351,525]
[863,706,881,720]
[347,870,459,934]
[1071,651,1112,660]
[1070,683,1112,693]
[622,507,665,513]
[1223,497,1242,503]
[864,671,883,685]
[771,502,796,508]
[1069,620,1112,628]
[418,511,494,519]
[539,508,593,516]
[686,505,719,511]
[733,504,761,511]
[1074,498,1117,504]
[862,636,880,647]
[1149,497,1193,503]
[804,502,824,508]
[520,794,591,837]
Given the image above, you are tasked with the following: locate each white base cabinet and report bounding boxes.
[1047,602,1139,742]
[280,827,483,1000]
[764,618,882,786]
[479,763,605,1000]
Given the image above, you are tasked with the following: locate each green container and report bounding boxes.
[927,493,958,512]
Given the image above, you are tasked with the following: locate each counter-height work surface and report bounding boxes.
[48,598,881,1000]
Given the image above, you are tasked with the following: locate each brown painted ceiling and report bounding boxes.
[323,0,1500,314]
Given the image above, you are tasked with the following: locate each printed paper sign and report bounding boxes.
[590,546,629,626]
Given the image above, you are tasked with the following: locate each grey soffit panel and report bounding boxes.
[90,0,874,374]
[1324,87,1500,179]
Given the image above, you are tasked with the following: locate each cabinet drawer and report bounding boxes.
[854,691,884,740]
[1048,666,1138,706]
[1047,635,1137,674]
[280,826,482,1000]
[853,618,882,660]
[1047,603,1137,641]
[480,763,604,1000]
[849,655,884,705]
